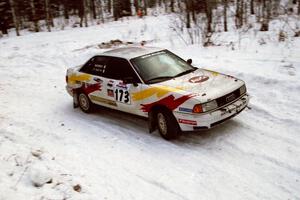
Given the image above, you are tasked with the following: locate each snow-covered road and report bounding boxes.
[0,15,300,200]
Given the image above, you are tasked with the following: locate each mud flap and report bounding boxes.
[148,110,156,133]
[73,92,79,108]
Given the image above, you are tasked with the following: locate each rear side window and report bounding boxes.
[104,58,140,82]
[80,56,109,76]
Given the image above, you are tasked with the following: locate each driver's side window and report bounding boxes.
[104,57,141,83]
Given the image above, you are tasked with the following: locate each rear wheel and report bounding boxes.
[78,92,94,113]
[156,109,180,140]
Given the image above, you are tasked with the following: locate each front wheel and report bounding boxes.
[78,92,94,113]
[156,110,180,140]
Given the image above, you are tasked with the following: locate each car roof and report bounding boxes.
[100,46,165,60]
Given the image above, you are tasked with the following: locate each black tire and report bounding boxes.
[156,109,180,140]
[78,92,94,113]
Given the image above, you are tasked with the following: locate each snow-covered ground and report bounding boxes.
[0,15,300,200]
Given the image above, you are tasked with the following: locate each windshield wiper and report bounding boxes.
[174,68,197,78]
[146,76,174,84]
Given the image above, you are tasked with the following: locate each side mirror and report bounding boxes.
[123,77,138,87]
[187,59,192,65]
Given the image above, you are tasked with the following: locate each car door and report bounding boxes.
[100,57,145,116]
[79,56,109,105]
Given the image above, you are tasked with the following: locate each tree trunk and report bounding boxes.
[185,0,191,28]
[8,0,20,36]
[205,0,212,33]
[98,0,104,23]
[223,0,228,32]
[191,0,196,23]
[250,0,254,14]
[79,0,84,27]
[84,0,88,27]
[143,0,147,15]
[260,0,269,31]
[170,0,174,12]
[113,0,120,21]
[63,0,69,19]
[45,0,51,32]
[30,0,39,32]
[107,0,111,13]
[240,0,244,27]
[90,0,96,19]
[177,0,182,13]
[235,0,240,28]
[244,0,247,25]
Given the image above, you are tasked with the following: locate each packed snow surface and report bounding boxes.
[0,15,300,200]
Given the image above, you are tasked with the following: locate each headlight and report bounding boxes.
[193,100,218,113]
[202,100,218,112]
[240,85,247,95]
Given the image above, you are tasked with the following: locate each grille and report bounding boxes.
[216,88,241,107]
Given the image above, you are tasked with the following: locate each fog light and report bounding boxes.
[193,104,203,113]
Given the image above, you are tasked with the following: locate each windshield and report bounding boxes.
[130,50,196,84]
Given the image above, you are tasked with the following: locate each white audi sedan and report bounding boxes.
[66,47,249,140]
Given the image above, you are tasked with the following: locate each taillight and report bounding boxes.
[193,104,203,113]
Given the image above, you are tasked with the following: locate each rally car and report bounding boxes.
[66,47,249,140]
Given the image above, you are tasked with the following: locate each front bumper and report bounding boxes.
[174,94,250,131]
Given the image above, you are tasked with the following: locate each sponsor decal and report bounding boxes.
[179,107,193,113]
[188,76,209,83]
[68,74,92,85]
[107,89,114,97]
[90,95,117,107]
[132,86,183,101]
[82,82,101,94]
[107,80,114,87]
[178,119,197,125]
[116,82,127,89]
[93,77,103,83]
[140,94,195,112]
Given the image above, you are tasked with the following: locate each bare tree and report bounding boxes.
[191,0,196,23]
[30,0,39,32]
[223,0,228,32]
[84,0,88,27]
[143,0,148,15]
[205,0,212,33]
[170,0,174,12]
[235,0,245,28]
[185,0,191,28]
[250,0,254,14]
[8,0,20,36]
[113,0,120,20]
[235,0,240,28]
[298,0,300,15]
[79,0,84,27]
[260,0,270,31]
[90,0,96,19]
[45,0,51,32]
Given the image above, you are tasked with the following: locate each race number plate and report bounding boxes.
[114,88,131,104]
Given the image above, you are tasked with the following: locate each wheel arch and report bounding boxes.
[148,104,179,133]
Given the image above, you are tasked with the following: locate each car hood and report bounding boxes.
[154,68,245,103]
